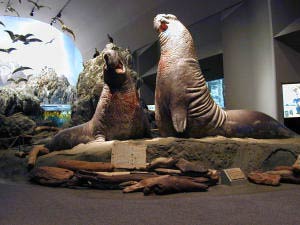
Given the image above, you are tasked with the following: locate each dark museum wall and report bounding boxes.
[271,0,300,130]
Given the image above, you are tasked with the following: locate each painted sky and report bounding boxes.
[0,16,83,86]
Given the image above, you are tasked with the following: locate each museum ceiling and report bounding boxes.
[0,0,242,60]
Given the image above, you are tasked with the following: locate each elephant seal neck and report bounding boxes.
[159,20,198,61]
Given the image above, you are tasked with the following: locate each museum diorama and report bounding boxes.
[1,0,300,198]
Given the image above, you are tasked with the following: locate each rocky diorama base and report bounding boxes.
[1,136,300,191]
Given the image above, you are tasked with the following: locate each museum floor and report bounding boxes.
[1,179,300,225]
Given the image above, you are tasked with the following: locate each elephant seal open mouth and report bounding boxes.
[103,49,126,75]
[28,48,150,169]
[154,13,295,139]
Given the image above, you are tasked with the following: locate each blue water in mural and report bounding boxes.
[40,104,72,127]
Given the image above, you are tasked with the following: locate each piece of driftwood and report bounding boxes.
[175,158,208,176]
[280,174,300,184]
[95,172,130,176]
[28,145,50,169]
[119,181,139,189]
[143,176,209,195]
[74,170,159,190]
[123,175,210,194]
[273,166,293,171]
[154,168,182,175]
[204,169,220,186]
[57,160,114,172]
[15,151,28,158]
[123,175,170,193]
[29,166,74,186]
[265,170,293,176]
[293,155,300,175]
[35,126,61,133]
[147,157,178,170]
[247,172,280,186]
[123,175,209,195]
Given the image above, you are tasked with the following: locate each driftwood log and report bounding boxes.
[29,166,74,186]
[293,155,300,174]
[28,145,50,169]
[175,158,208,176]
[247,172,281,186]
[34,126,61,133]
[123,175,209,195]
[147,157,178,170]
[74,170,159,190]
[280,174,300,184]
[273,166,293,171]
[57,160,114,172]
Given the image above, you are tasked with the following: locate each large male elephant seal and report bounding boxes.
[153,14,295,139]
[28,48,150,168]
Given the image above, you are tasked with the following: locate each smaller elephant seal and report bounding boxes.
[154,14,296,139]
[28,48,150,168]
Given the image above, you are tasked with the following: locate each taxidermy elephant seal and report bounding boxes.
[28,48,150,168]
[153,14,295,139]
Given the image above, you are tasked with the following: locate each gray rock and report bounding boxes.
[0,66,76,117]
[0,87,42,116]
[0,113,36,148]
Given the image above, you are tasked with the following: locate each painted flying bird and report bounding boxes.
[27,0,51,10]
[7,77,28,84]
[56,17,75,40]
[15,77,28,84]
[5,2,20,16]
[107,34,114,43]
[12,66,32,74]
[0,47,17,53]
[5,30,33,43]
[0,21,5,27]
[23,37,42,45]
[45,38,55,44]
[5,30,41,44]
[7,78,15,83]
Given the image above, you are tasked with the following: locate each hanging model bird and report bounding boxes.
[0,21,5,27]
[12,66,32,74]
[4,30,42,44]
[55,17,75,40]
[93,48,100,58]
[27,0,51,10]
[5,1,20,16]
[107,34,114,43]
[0,47,17,53]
